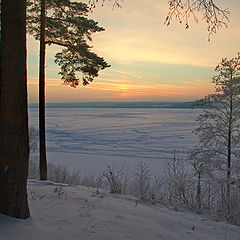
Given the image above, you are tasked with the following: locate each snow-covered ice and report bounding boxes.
[29,108,200,175]
[1,180,239,240]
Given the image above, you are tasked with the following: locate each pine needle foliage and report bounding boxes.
[27,0,110,87]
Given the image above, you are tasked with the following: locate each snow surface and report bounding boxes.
[29,108,200,175]
[0,180,239,240]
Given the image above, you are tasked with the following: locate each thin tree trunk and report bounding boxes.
[207,178,211,210]
[39,0,47,180]
[226,71,233,217]
[226,128,232,216]
[197,171,201,212]
[0,0,30,218]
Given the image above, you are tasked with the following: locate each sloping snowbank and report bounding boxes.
[0,180,239,240]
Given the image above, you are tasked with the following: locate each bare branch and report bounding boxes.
[164,0,230,39]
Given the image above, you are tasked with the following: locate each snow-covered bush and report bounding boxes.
[103,164,129,194]
[29,127,38,153]
[28,158,105,188]
[162,155,195,208]
[28,157,39,179]
[130,161,152,201]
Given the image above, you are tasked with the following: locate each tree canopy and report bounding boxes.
[27,0,110,87]
[195,54,240,156]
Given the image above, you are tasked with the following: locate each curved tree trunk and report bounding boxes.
[39,0,47,180]
[0,0,30,218]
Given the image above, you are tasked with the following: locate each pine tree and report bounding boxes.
[27,0,110,180]
[0,0,30,218]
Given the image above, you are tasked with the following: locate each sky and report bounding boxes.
[27,0,240,103]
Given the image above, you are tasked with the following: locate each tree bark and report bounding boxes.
[0,0,30,218]
[39,0,47,180]
[226,74,233,217]
[196,171,201,212]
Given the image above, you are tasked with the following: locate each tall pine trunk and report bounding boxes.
[0,0,30,218]
[39,0,47,180]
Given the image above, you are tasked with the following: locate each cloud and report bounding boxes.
[28,76,62,86]
[111,69,142,79]
[183,79,212,87]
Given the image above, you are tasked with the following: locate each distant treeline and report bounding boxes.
[28,101,206,109]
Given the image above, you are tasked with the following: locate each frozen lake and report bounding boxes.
[29,107,200,175]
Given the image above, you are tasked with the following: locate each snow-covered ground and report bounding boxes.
[1,180,239,240]
[29,108,199,175]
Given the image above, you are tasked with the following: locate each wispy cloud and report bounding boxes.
[111,69,142,79]
[183,79,212,87]
[28,76,62,87]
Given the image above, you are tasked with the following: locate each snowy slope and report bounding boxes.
[0,180,239,240]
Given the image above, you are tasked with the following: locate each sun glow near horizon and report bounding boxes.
[28,74,215,103]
